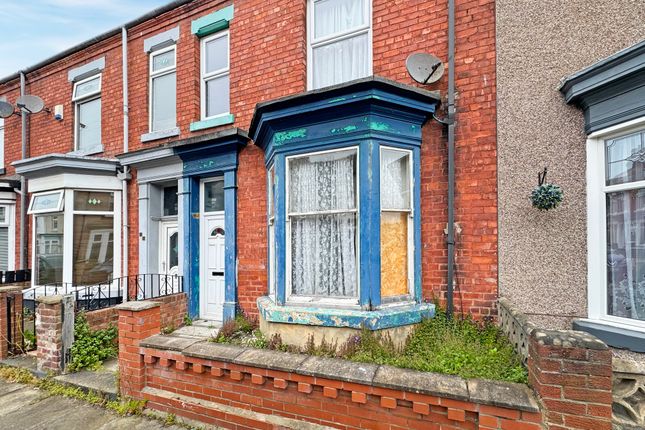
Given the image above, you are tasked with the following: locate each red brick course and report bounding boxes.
[0,0,498,318]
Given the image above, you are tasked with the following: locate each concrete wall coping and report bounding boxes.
[0,285,24,293]
[141,337,540,413]
[36,295,65,305]
[116,301,160,311]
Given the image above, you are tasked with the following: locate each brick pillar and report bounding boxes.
[117,301,161,398]
[36,295,64,373]
[0,286,24,359]
[528,329,613,430]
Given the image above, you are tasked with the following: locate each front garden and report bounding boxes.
[211,306,528,383]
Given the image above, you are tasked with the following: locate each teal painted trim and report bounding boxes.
[257,296,435,330]
[223,170,238,321]
[191,4,234,37]
[190,114,235,132]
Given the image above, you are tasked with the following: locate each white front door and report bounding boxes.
[159,221,179,275]
[201,214,225,321]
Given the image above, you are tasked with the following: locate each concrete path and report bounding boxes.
[0,379,188,430]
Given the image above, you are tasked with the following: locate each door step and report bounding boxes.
[142,386,332,429]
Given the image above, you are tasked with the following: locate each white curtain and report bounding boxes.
[312,0,369,89]
[381,149,410,209]
[289,150,357,297]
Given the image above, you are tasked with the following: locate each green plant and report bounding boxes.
[67,312,118,372]
[161,325,176,335]
[531,183,563,210]
[183,314,193,326]
[23,329,36,351]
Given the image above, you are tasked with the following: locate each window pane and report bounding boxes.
[31,192,63,213]
[74,76,100,99]
[73,214,114,285]
[205,34,228,74]
[291,213,357,297]
[152,72,176,131]
[163,186,178,216]
[606,189,645,321]
[204,180,224,212]
[314,0,366,39]
[289,149,356,213]
[35,214,64,285]
[152,49,175,72]
[312,33,369,89]
[74,191,114,212]
[77,97,101,151]
[381,149,410,210]
[381,212,408,297]
[169,231,178,268]
[0,227,7,272]
[605,131,645,186]
[205,74,230,118]
[0,206,6,223]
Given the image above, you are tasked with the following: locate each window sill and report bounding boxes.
[257,296,434,330]
[68,147,104,157]
[573,318,645,353]
[141,127,180,143]
[190,114,234,132]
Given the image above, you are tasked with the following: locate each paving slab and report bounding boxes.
[0,380,194,430]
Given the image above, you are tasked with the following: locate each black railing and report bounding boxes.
[21,274,184,316]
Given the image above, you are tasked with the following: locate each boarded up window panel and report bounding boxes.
[380,212,408,297]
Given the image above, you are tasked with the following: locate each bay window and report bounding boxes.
[287,148,358,302]
[72,74,102,154]
[149,46,177,132]
[308,0,372,90]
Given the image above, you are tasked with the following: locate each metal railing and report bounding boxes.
[22,274,184,315]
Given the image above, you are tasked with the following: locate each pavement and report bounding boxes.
[0,379,193,430]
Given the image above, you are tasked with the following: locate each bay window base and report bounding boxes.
[257,296,434,349]
[573,319,645,353]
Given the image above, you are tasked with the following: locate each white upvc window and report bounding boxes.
[587,117,645,331]
[286,147,359,305]
[380,146,414,301]
[28,190,65,214]
[200,31,230,120]
[0,117,4,167]
[72,74,102,153]
[307,0,372,90]
[149,45,177,132]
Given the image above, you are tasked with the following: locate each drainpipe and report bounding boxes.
[446,0,456,318]
[19,72,28,271]
[120,26,129,301]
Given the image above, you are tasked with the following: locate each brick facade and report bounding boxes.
[0,0,498,317]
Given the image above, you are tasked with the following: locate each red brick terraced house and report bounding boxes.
[0,0,497,345]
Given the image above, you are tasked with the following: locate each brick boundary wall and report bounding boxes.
[85,293,187,332]
[118,303,543,430]
[35,296,65,373]
[499,298,613,430]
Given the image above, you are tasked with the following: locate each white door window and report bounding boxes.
[200,179,225,321]
[588,122,645,329]
[159,222,179,275]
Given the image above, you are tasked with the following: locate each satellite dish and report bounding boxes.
[406,53,445,85]
[0,101,14,118]
[16,95,45,114]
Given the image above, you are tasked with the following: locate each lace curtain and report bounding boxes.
[381,149,410,210]
[289,150,357,297]
[311,0,369,89]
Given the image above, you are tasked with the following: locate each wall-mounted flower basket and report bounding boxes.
[531,168,563,211]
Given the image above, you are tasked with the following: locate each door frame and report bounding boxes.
[199,177,225,320]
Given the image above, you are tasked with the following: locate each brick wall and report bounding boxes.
[0,0,498,318]
[0,286,23,359]
[35,297,64,373]
[85,293,187,332]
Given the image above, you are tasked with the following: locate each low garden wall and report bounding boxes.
[498,297,616,430]
[118,301,544,429]
[85,293,187,332]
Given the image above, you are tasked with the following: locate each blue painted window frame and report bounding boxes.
[267,137,422,310]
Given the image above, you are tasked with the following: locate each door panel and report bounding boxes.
[201,214,225,321]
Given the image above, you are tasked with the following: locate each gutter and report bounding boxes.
[0,0,195,85]
[446,0,456,317]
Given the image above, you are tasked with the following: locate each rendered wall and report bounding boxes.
[496,0,645,328]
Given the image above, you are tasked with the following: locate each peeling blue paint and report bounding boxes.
[370,121,391,132]
[330,125,358,134]
[327,97,346,104]
[274,129,307,146]
[257,296,435,330]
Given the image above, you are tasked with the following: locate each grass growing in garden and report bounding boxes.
[213,308,527,384]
